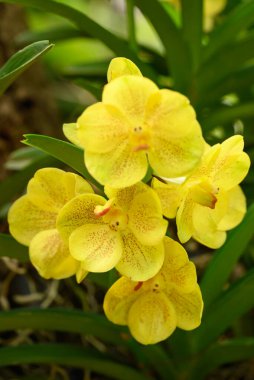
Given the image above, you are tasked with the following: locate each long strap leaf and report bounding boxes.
[196,65,254,108]
[181,0,203,72]
[198,35,254,94]
[0,154,59,206]
[23,134,103,191]
[0,307,173,379]
[0,308,123,344]
[189,338,254,380]
[0,40,53,95]
[0,0,155,80]
[201,203,254,308]
[0,343,150,380]
[203,1,254,62]
[191,268,254,352]
[134,0,190,92]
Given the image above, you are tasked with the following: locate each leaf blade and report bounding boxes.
[23,134,103,191]
[190,338,254,380]
[0,154,59,206]
[0,343,150,380]
[134,0,191,91]
[201,203,254,308]
[0,233,28,263]
[203,1,254,62]
[181,0,203,72]
[0,0,156,80]
[192,268,254,352]
[0,40,53,95]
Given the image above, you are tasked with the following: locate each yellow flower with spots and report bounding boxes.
[8,168,93,282]
[152,135,250,249]
[104,237,203,345]
[166,0,226,31]
[56,182,168,281]
[70,57,204,188]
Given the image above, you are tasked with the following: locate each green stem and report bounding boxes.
[0,343,150,380]
[126,0,138,52]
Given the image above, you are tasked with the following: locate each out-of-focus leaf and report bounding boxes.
[198,35,254,92]
[134,0,190,91]
[196,65,254,108]
[181,0,203,72]
[0,40,53,95]
[132,344,177,380]
[203,1,254,62]
[201,102,254,131]
[17,25,86,45]
[0,234,28,263]
[62,61,108,78]
[23,134,103,191]
[0,308,124,344]
[0,155,59,206]
[191,268,254,352]
[201,204,254,308]
[1,0,156,81]
[0,343,150,380]
[189,338,254,380]
[5,147,44,170]
[73,78,103,100]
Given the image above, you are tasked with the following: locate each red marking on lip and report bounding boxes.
[94,207,111,217]
[133,144,149,152]
[134,281,143,291]
[210,195,218,209]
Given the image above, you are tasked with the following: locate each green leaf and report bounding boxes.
[0,40,53,95]
[0,343,150,380]
[0,307,175,379]
[201,102,254,131]
[4,147,44,170]
[181,0,203,72]
[196,65,254,108]
[17,25,87,45]
[23,134,103,191]
[62,61,108,78]
[0,308,124,344]
[203,1,254,62]
[0,233,28,263]
[134,0,191,91]
[73,78,103,100]
[189,338,254,380]
[198,35,254,93]
[1,0,156,81]
[191,268,254,352]
[135,345,177,380]
[201,203,254,308]
[0,154,59,206]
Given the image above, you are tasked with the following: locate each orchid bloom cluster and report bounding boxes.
[8,57,250,345]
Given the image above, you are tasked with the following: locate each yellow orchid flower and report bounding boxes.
[104,237,203,345]
[56,182,168,281]
[166,0,226,31]
[8,168,93,282]
[152,135,250,249]
[74,57,204,188]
